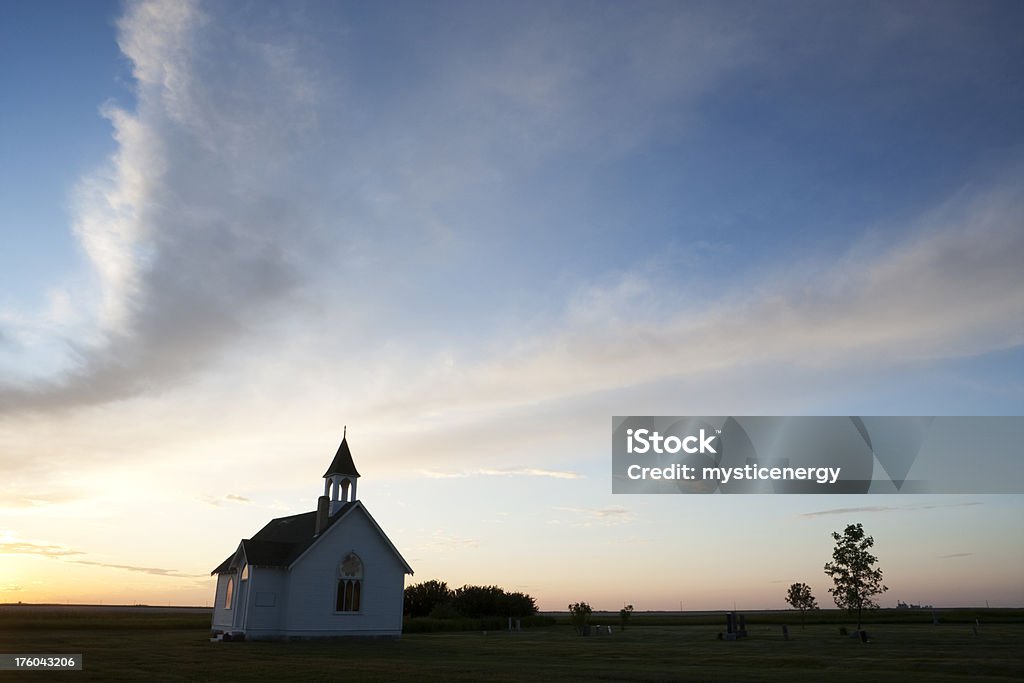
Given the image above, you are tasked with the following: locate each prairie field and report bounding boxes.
[1,605,1021,681]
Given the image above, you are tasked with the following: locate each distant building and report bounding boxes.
[211,433,413,639]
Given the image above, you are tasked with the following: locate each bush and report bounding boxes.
[402,614,555,634]
[568,602,592,635]
[404,580,539,620]
[404,580,453,618]
[450,585,538,618]
[428,602,462,620]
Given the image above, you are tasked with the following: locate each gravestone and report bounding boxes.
[724,612,746,639]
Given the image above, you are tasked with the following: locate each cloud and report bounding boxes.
[67,560,207,578]
[418,470,469,480]
[478,468,582,479]
[0,541,83,558]
[553,505,634,527]
[419,468,582,480]
[1,0,1021,433]
[937,552,973,559]
[800,506,899,518]
[799,501,983,518]
[417,530,480,551]
[199,493,253,507]
[0,492,79,509]
[0,0,330,413]
[0,1,760,416]
[368,174,1024,423]
[0,536,202,577]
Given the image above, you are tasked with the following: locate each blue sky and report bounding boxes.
[1,0,1022,609]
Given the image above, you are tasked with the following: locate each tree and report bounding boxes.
[403,580,453,618]
[823,523,888,629]
[568,602,592,635]
[503,591,539,618]
[619,604,634,631]
[405,581,539,620]
[450,585,506,618]
[784,582,818,628]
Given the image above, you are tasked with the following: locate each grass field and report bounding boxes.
[1,606,1021,681]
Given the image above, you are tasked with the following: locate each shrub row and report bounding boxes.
[403,615,556,633]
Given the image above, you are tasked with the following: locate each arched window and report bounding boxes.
[240,564,249,581]
[335,553,363,612]
[224,577,234,610]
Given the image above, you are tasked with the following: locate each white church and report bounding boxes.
[211,433,413,639]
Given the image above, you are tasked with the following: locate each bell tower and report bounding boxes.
[323,427,361,515]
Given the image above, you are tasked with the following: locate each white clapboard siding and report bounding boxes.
[211,573,234,629]
[283,505,406,636]
[240,567,288,635]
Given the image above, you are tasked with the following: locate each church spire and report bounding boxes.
[323,428,360,515]
[324,428,361,478]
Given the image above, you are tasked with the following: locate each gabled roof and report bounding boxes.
[211,553,237,575]
[323,437,360,478]
[210,501,413,576]
[211,503,352,574]
[241,539,295,566]
[289,501,414,575]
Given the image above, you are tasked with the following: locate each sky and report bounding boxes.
[1,0,1022,611]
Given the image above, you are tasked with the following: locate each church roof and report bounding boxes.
[210,501,412,575]
[323,436,360,478]
[211,503,353,573]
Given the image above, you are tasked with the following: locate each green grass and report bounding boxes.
[1,606,1021,681]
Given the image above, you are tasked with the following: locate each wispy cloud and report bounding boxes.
[417,530,480,551]
[420,467,582,480]
[199,493,254,507]
[0,541,83,558]
[0,492,78,509]
[937,552,974,560]
[2,1,1022,427]
[0,1,759,416]
[479,467,582,479]
[553,505,634,527]
[0,0,328,413]
[0,536,202,578]
[374,175,1024,425]
[800,501,983,518]
[418,470,469,480]
[67,560,207,578]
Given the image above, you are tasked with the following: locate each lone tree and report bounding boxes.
[784,582,818,628]
[824,523,888,629]
[619,604,634,631]
[568,602,592,635]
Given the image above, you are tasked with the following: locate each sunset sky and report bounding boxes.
[2,0,1022,610]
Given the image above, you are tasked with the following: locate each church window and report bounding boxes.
[224,577,234,609]
[335,553,363,612]
[240,564,249,581]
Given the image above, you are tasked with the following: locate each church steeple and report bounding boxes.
[323,427,360,515]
